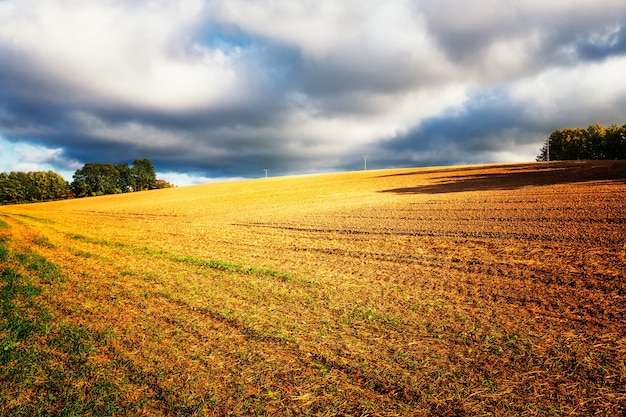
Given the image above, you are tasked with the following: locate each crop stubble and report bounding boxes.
[1,160,625,416]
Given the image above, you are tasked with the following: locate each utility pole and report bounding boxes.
[263,169,269,178]
[546,138,550,161]
[363,156,368,171]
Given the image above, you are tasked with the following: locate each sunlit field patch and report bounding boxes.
[1,160,625,416]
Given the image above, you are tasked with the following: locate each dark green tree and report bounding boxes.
[537,124,626,161]
[585,124,606,160]
[71,163,120,197]
[603,124,626,159]
[0,173,25,204]
[116,162,135,193]
[537,128,587,161]
[69,158,161,197]
[131,158,157,191]
[11,172,34,201]
[47,171,70,199]
[0,171,68,204]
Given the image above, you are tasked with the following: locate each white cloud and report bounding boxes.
[15,143,63,163]
[510,56,626,126]
[210,0,453,81]
[0,137,80,179]
[156,171,246,186]
[70,111,190,150]
[289,83,469,145]
[0,0,246,111]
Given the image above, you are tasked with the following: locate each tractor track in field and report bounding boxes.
[235,220,624,246]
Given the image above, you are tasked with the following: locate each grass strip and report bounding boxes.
[8,214,54,224]
[174,255,295,281]
[67,231,294,283]
[68,233,122,247]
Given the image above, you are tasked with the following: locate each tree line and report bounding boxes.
[1,158,174,205]
[70,158,163,197]
[0,171,69,204]
[537,123,626,161]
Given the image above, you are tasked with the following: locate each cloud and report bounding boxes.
[571,25,626,62]
[420,1,626,59]
[0,0,625,183]
[157,171,247,186]
[0,0,248,111]
[375,54,626,168]
[510,57,626,127]
[0,136,81,178]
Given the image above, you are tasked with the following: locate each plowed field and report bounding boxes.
[1,160,625,416]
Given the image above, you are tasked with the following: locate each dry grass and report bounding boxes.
[1,160,625,416]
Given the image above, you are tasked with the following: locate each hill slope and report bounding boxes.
[1,161,625,416]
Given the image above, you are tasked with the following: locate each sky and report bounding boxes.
[1,1,626,185]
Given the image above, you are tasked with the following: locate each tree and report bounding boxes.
[585,124,606,160]
[0,171,69,204]
[116,162,135,192]
[155,179,175,189]
[131,158,157,191]
[0,173,25,204]
[604,124,626,159]
[537,123,626,161]
[46,171,70,200]
[69,158,162,198]
[538,128,586,161]
[71,163,120,197]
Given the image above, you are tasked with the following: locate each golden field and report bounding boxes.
[1,160,625,416]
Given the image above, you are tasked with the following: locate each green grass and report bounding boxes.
[68,233,109,245]
[0,245,8,263]
[0,237,132,416]
[174,255,295,282]
[13,252,61,284]
[32,236,57,249]
[0,267,42,359]
[9,213,54,224]
[68,233,121,246]
[0,230,223,416]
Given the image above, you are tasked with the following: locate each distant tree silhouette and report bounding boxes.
[71,163,120,197]
[0,158,167,204]
[537,123,626,161]
[0,171,68,204]
[116,162,135,192]
[131,158,157,191]
[70,158,159,197]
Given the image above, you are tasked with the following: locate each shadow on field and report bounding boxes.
[379,160,626,195]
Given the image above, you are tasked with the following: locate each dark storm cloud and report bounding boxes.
[573,25,626,61]
[372,68,626,170]
[369,88,535,168]
[420,2,626,61]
